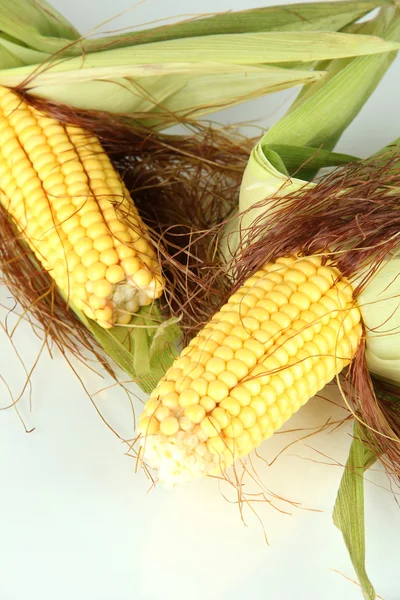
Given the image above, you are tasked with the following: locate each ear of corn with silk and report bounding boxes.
[139,255,362,487]
[0,86,164,328]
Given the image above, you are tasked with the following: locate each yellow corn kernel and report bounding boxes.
[219,397,241,416]
[201,416,221,437]
[184,405,206,424]
[178,390,200,408]
[211,407,231,429]
[207,380,229,403]
[105,265,125,284]
[138,416,159,436]
[218,371,239,389]
[189,377,208,396]
[199,397,216,412]
[159,417,179,436]
[223,417,244,439]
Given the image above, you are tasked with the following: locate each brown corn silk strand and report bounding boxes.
[223,153,400,477]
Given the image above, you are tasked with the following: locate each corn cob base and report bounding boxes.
[0,87,164,328]
[139,255,362,488]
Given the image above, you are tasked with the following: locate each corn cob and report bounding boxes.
[0,86,164,328]
[138,255,362,487]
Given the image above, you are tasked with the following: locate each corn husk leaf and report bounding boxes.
[78,305,180,393]
[0,35,51,66]
[224,144,357,257]
[0,43,24,69]
[357,256,400,386]
[355,138,400,387]
[0,29,396,121]
[1,31,398,83]
[0,59,326,86]
[266,144,359,175]
[333,424,377,600]
[232,7,399,246]
[260,7,400,156]
[0,0,396,129]
[81,1,392,52]
[0,0,79,52]
[0,0,389,55]
[9,68,328,130]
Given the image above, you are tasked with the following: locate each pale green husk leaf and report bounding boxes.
[0,0,390,56]
[333,424,377,600]
[0,0,79,51]
[0,31,398,81]
[26,68,326,131]
[77,304,180,393]
[356,257,400,386]
[259,7,400,152]
[80,1,392,52]
[0,6,398,128]
[0,36,51,66]
[234,7,400,246]
[355,138,400,386]
[225,144,357,257]
[0,66,327,125]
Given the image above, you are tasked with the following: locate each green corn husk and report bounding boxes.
[0,0,392,56]
[0,0,398,129]
[333,424,378,600]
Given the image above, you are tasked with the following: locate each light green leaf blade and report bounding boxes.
[333,423,377,600]
[0,61,325,87]
[78,304,179,393]
[0,42,24,69]
[261,8,400,153]
[230,144,357,255]
[352,139,400,385]
[0,0,79,52]
[148,315,182,365]
[223,145,311,259]
[132,320,151,377]
[0,31,397,85]
[284,7,392,110]
[0,0,389,57]
[1,22,397,129]
[10,68,325,130]
[0,36,50,66]
[81,1,388,52]
[357,255,400,385]
[266,144,359,174]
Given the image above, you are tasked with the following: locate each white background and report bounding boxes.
[1,1,399,599]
